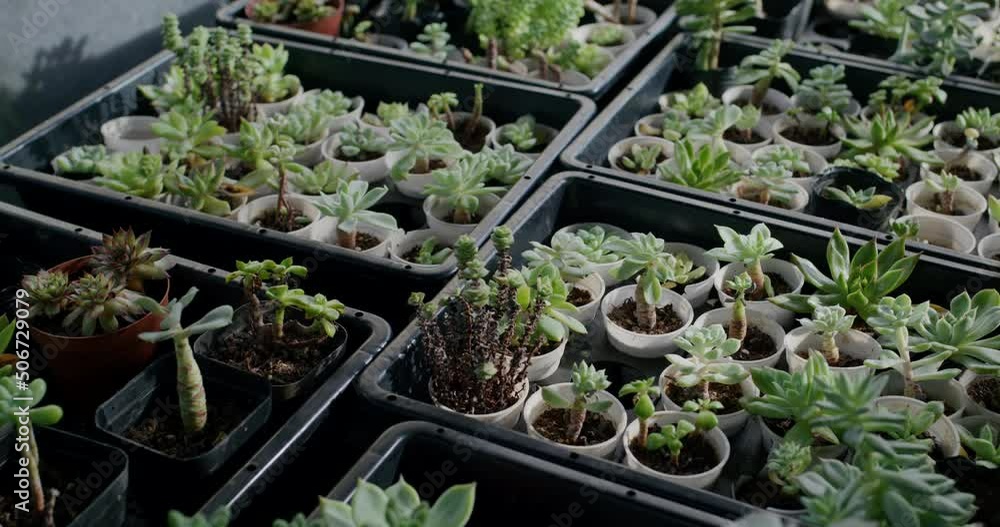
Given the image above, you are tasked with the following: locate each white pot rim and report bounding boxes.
[623,411,731,479]
[430,378,528,418]
[524,384,627,452]
[600,285,694,337]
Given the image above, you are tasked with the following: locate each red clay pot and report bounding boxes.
[29,256,169,405]
[246,0,346,37]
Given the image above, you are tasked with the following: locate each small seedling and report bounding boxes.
[666,324,748,402]
[823,185,893,210]
[619,377,658,447]
[541,361,614,444]
[727,272,754,341]
[798,305,855,365]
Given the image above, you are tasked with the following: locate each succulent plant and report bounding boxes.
[842,112,940,166]
[250,0,333,24]
[168,161,233,216]
[523,232,595,281]
[94,151,181,199]
[52,145,109,175]
[226,257,307,328]
[63,273,146,336]
[659,83,722,118]
[427,91,459,129]
[895,0,986,77]
[832,153,902,182]
[707,223,783,297]
[645,400,720,464]
[317,478,475,527]
[480,144,532,186]
[575,226,625,265]
[288,159,358,196]
[542,361,613,444]
[753,146,810,177]
[250,43,301,103]
[867,75,947,117]
[959,423,1000,468]
[501,115,544,152]
[743,352,837,445]
[362,102,413,129]
[799,305,855,365]
[955,107,1000,152]
[411,237,453,266]
[388,112,464,179]
[658,139,742,192]
[90,228,173,291]
[620,143,664,175]
[423,154,506,224]
[677,0,755,71]
[688,105,760,144]
[619,377,658,447]
[765,440,812,497]
[907,289,1000,375]
[589,24,627,46]
[924,170,962,216]
[727,272,754,342]
[21,271,70,320]
[314,180,397,250]
[823,185,893,210]
[139,65,197,115]
[410,22,456,61]
[166,508,232,527]
[738,162,798,207]
[850,0,914,40]
[666,324,748,404]
[335,123,390,161]
[890,217,920,241]
[732,40,800,108]
[639,109,691,141]
[794,64,852,115]
[296,89,354,118]
[269,106,328,146]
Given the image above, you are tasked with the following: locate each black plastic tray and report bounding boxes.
[561,33,1000,270]
[0,33,595,329]
[315,421,730,525]
[0,201,393,523]
[357,172,1000,519]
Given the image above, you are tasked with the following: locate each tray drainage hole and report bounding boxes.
[586,164,594,169]
[626,490,636,498]
[732,210,741,215]
[728,197,737,203]
[387,394,397,401]
[569,452,580,460]
[523,175,531,180]
[354,311,365,318]
[258,229,268,235]
[405,265,413,270]
[74,228,83,233]
[436,428,445,434]
[587,175,595,180]
[246,464,258,472]
[124,196,133,201]
[206,268,216,274]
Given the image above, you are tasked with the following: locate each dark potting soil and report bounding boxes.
[628,426,719,475]
[936,457,1000,525]
[533,408,617,446]
[444,211,482,224]
[567,285,594,307]
[926,196,971,216]
[411,159,449,175]
[124,392,254,458]
[853,317,877,337]
[945,131,1000,151]
[608,299,683,334]
[336,148,384,162]
[735,475,804,511]
[782,125,839,146]
[453,120,492,152]
[968,376,1000,413]
[993,254,1000,262]
[947,164,981,181]
[354,232,383,252]
[430,378,517,415]
[727,324,777,361]
[210,318,337,385]
[0,459,87,526]
[664,381,743,415]
[614,152,668,174]
[733,97,781,116]
[253,207,311,233]
[402,246,428,264]
[762,417,839,448]
[499,136,548,155]
[795,349,865,368]
[724,128,765,144]
[723,273,791,301]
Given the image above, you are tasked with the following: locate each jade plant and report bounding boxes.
[314,180,398,250]
[422,154,506,224]
[665,324,748,405]
[388,112,463,180]
[334,123,390,162]
[251,43,301,104]
[52,145,109,176]
[658,139,742,192]
[798,305,855,366]
[842,111,940,167]
[823,185,893,210]
[541,361,614,444]
[606,233,705,330]
[288,160,358,195]
[907,289,1000,375]
[732,40,800,108]
[770,228,918,318]
[707,223,783,299]
[249,0,334,24]
[676,0,755,71]
[923,171,962,216]
[959,423,1000,468]
[619,377,658,447]
[410,22,456,61]
[94,151,182,199]
[317,478,475,527]
[645,400,721,465]
[736,162,798,207]
[619,143,664,175]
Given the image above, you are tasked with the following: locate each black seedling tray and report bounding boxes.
[313,421,730,525]
[0,32,594,330]
[561,33,1000,270]
[358,172,1000,519]
[0,201,393,524]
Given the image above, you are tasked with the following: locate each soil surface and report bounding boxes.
[795,348,865,368]
[664,381,743,415]
[733,97,781,116]
[0,463,84,526]
[411,158,449,175]
[782,125,839,146]
[453,118,492,153]
[724,128,765,144]
[336,148,384,162]
[124,392,255,458]
[567,286,594,307]
[946,131,1000,150]
[533,408,617,446]
[629,425,719,475]
[936,457,1000,525]
[968,376,1000,413]
[723,272,791,301]
[444,211,482,224]
[727,323,777,361]
[253,207,311,233]
[352,232,382,252]
[609,299,683,334]
[762,417,839,448]
[946,164,981,181]
[735,476,804,511]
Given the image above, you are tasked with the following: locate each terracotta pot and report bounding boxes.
[29,256,168,405]
[246,0,345,37]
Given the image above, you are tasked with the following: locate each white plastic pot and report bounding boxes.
[571,23,637,56]
[389,229,453,268]
[978,232,1000,260]
[658,365,758,437]
[933,120,1000,158]
[453,112,497,150]
[600,285,693,358]
[722,86,792,128]
[663,242,719,309]
[256,85,304,118]
[308,217,401,258]
[922,150,998,195]
[905,181,987,232]
[694,307,786,368]
[297,90,365,131]
[785,326,881,380]
[895,214,977,254]
[607,136,673,173]
[525,339,568,382]
[385,150,456,198]
[751,144,828,193]
[623,411,730,489]
[874,396,961,457]
[422,194,501,245]
[725,121,774,153]
[960,371,1000,428]
[490,122,558,160]
[561,273,606,324]
[877,371,966,420]
[600,3,658,35]
[321,130,391,183]
[714,260,804,328]
[634,113,669,138]
[772,115,844,160]
[231,194,321,238]
[431,379,528,429]
[292,129,331,167]
[824,0,866,19]
[101,116,163,154]
[524,383,627,459]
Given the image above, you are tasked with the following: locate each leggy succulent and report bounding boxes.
[314,180,398,250]
[422,154,506,224]
[727,272,754,342]
[676,0,755,71]
[541,361,614,444]
[732,40,801,108]
[620,377,658,447]
[410,22,456,61]
[798,305,855,365]
[924,171,962,216]
[707,223,783,298]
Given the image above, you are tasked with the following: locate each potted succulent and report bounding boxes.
[946,421,1000,523]
[591,0,659,34]
[491,114,557,159]
[733,162,809,211]
[249,43,304,117]
[708,223,804,327]
[430,84,496,152]
[409,22,457,61]
[608,138,673,175]
[808,166,904,229]
[234,134,321,236]
[313,180,400,256]
[934,107,1000,158]
[51,145,109,181]
[600,233,700,357]
[390,230,454,268]
[247,0,346,37]
[522,231,606,322]
[842,111,940,177]
[421,153,505,244]
[906,170,987,232]
[791,64,860,118]
[479,145,532,188]
[321,122,391,183]
[660,242,719,308]
[687,105,771,153]
[198,258,348,400]
[571,22,636,56]
[695,272,787,368]
[786,305,882,378]
[566,225,627,286]
[733,439,811,514]
[287,159,358,197]
[523,361,627,458]
[676,0,755,81]
[359,101,414,134]
[316,478,475,526]
[90,151,180,200]
[266,105,332,167]
[659,324,757,436]
[293,88,364,133]
[773,107,845,161]
[655,83,722,120]
[724,40,800,126]
[752,145,826,191]
[387,112,464,198]
[658,139,743,191]
[896,213,978,253]
[21,229,172,403]
[467,0,584,77]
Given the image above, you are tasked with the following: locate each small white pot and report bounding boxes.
[933,121,1000,158]
[714,260,805,328]
[658,365,758,437]
[607,136,673,173]
[877,371,966,420]
[308,217,401,257]
[623,411,730,489]
[960,372,1000,427]
[874,396,961,457]
[694,307,786,369]
[785,326,881,380]
[635,113,668,138]
[292,129,331,167]
[297,90,365,131]
[922,150,998,195]
[490,122,558,160]
[600,285,694,358]
[752,144,828,193]
[453,112,497,149]
[422,194,501,245]
[758,416,847,459]
[772,115,844,160]
[561,273,606,324]
[101,116,163,154]
[571,23,637,56]
[385,150,456,198]
[722,86,792,128]
[663,242,719,309]
[524,383,627,459]
[601,3,658,35]
[321,130,391,183]
[389,229,453,268]
[232,194,321,238]
[430,379,528,429]
[525,339,568,382]
[977,232,1000,260]
[905,181,987,232]
[256,85,304,118]
[895,214,977,254]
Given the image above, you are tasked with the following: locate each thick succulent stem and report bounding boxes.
[413,156,430,174]
[634,285,657,330]
[337,227,357,250]
[748,260,767,295]
[274,305,287,340]
[896,327,922,399]
[452,207,473,225]
[702,380,712,402]
[937,190,955,216]
[174,334,208,434]
[638,417,649,447]
[487,38,499,70]
[463,84,484,146]
[566,401,587,444]
[277,165,291,230]
[729,296,748,341]
[751,77,770,108]
[821,332,839,364]
[627,0,637,23]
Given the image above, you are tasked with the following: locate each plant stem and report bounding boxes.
[463,84,484,146]
[729,295,748,341]
[638,417,648,447]
[566,401,587,444]
[24,425,48,524]
[748,260,766,295]
[821,331,839,364]
[702,380,711,402]
[452,207,473,225]
[751,78,769,108]
[634,285,657,330]
[628,0,637,23]
[174,334,208,434]
[336,227,357,250]
[938,190,955,216]
[277,165,291,231]
[896,327,921,399]
[487,37,499,70]
[414,156,430,174]
[274,305,286,340]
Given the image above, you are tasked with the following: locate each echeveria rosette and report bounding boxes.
[906,289,1000,375]
[706,223,783,297]
[742,352,836,446]
[731,39,800,108]
[422,153,506,224]
[522,232,595,281]
[90,228,175,290]
[52,145,109,175]
[541,361,613,444]
[388,112,464,180]
[317,478,475,527]
[658,139,742,192]
[170,161,233,216]
[314,180,398,249]
[62,273,146,337]
[152,107,228,165]
[666,324,748,403]
[512,262,586,343]
[798,305,855,365]
[841,111,940,166]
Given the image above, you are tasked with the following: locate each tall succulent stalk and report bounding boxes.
[727,273,753,341]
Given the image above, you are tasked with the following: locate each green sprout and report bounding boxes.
[619,377,658,448]
[823,185,893,211]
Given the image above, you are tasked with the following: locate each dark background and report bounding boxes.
[0,0,227,146]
